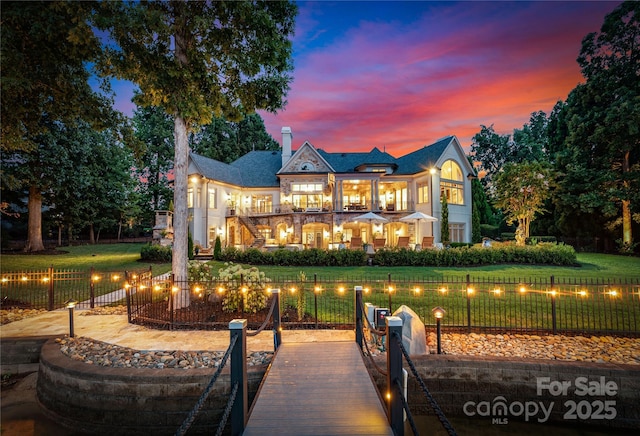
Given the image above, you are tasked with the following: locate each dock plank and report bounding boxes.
[243,342,393,436]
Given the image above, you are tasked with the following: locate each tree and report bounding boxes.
[191,113,279,163]
[95,1,297,308]
[132,105,175,227]
[440,194,449,244]
[1,1,117,251]
[561,1,640,251]
[490,162,553,245]
[471,113,549,185]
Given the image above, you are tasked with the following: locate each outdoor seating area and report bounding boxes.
[349,236,362,249]
[373,238,386,250]
[421,236,434,248]
[397,236,410,248]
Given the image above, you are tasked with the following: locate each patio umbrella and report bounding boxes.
[399,211,438,243]
[350,212,388,243]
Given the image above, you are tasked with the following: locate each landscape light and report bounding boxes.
[431,306,446,354]
[64,299,78,338]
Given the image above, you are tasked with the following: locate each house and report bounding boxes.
[182,127,475,250]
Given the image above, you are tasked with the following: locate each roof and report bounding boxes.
[190,150,281,187]
[190,135,469,187]
[317,147,397,172]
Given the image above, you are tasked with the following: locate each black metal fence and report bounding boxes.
[0,266,152,310]
[2,269,639,336]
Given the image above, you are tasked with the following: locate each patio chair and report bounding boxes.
[397,236,410,248]
[374,238,386,250]
[421,236,434,248]
[349,236,362,249]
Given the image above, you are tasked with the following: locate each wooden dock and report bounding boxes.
[243,341,394,436]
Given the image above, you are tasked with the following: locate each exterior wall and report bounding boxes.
[436,143,473,243]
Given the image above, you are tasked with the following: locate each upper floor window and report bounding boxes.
[208,188,217,209]
[417,183,429,204]
[188,188,194,208]
[292,183,322,192]
[440,160,464,205]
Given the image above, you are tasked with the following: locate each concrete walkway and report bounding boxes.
[0,310,354,352]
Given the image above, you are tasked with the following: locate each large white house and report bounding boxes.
[182,127,475,250]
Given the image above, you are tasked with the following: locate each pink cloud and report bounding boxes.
[262,1,619,155]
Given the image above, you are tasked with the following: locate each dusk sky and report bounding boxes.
[113,1,621,156]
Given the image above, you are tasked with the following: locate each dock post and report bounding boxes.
[271,288,282,350]
[354,286,363,348]
[386,316,404,436]
[230,319,248,436]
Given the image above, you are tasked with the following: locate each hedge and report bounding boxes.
[217,243,577,267]
[140,243,172,262]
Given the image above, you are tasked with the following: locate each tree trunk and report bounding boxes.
[57,223,63,247]
[171,6,191,310]
[89,223,95,244]
[622,150,632,246]
[24,185,45,252]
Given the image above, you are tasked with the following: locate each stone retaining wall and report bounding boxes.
[366,354,640,430]
[37,339,266,435]
[0,336,54,375]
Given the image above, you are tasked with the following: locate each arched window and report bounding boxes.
[440,160,464,205]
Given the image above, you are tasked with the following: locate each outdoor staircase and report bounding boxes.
[238,215,265,248]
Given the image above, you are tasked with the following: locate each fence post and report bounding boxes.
[124,271,132,323]
[466,274,471,332]
[550,275,557,334]
[89,266,95,309]
[388,273,393,313]
[169,273,175,328]
[314,273,318,329]
[355,286,363,348]
[48,265,54,311]
[386,316,404,436]
[230,319,248,436]
[271,288,282,350]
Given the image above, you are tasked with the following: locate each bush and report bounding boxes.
[214,236,222,260]
[480,224,500,239]
[217,263,270,313]
[140,243,172,262]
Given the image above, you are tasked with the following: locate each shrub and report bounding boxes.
[217,263,270,313]
[188,233,194,260]
[140,243,172,262]
[214,236,222,260]
[480,224,500,239]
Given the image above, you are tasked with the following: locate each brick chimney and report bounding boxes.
[281,127,292,167]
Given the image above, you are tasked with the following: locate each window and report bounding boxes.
[252,194,272,213]
[440,160,464,205]
[292,183,322,192]
[417,184,429,204]
[441,181,464,205]
[293,194,323,209]
[208,189,217,209]
[449,223,465,243]
[188,188,194,208]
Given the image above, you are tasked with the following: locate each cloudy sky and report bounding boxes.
[113,1,621,156]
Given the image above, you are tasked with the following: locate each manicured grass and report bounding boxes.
[207,253,640,281]
[0,243,171,275]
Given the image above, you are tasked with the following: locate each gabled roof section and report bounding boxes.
[277,141,335,174]
[394,136,454,175]
[318,147,397,173]
[190,150,282,187]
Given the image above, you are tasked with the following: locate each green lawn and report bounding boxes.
[1,246,638,282]
[0,243,171,275]
[205,252,640,281]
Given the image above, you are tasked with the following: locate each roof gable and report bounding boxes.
[277,141,334,174]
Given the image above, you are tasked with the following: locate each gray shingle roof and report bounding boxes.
[190,151,282,187]
[395,136,453,174]
[190,135,458,187]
